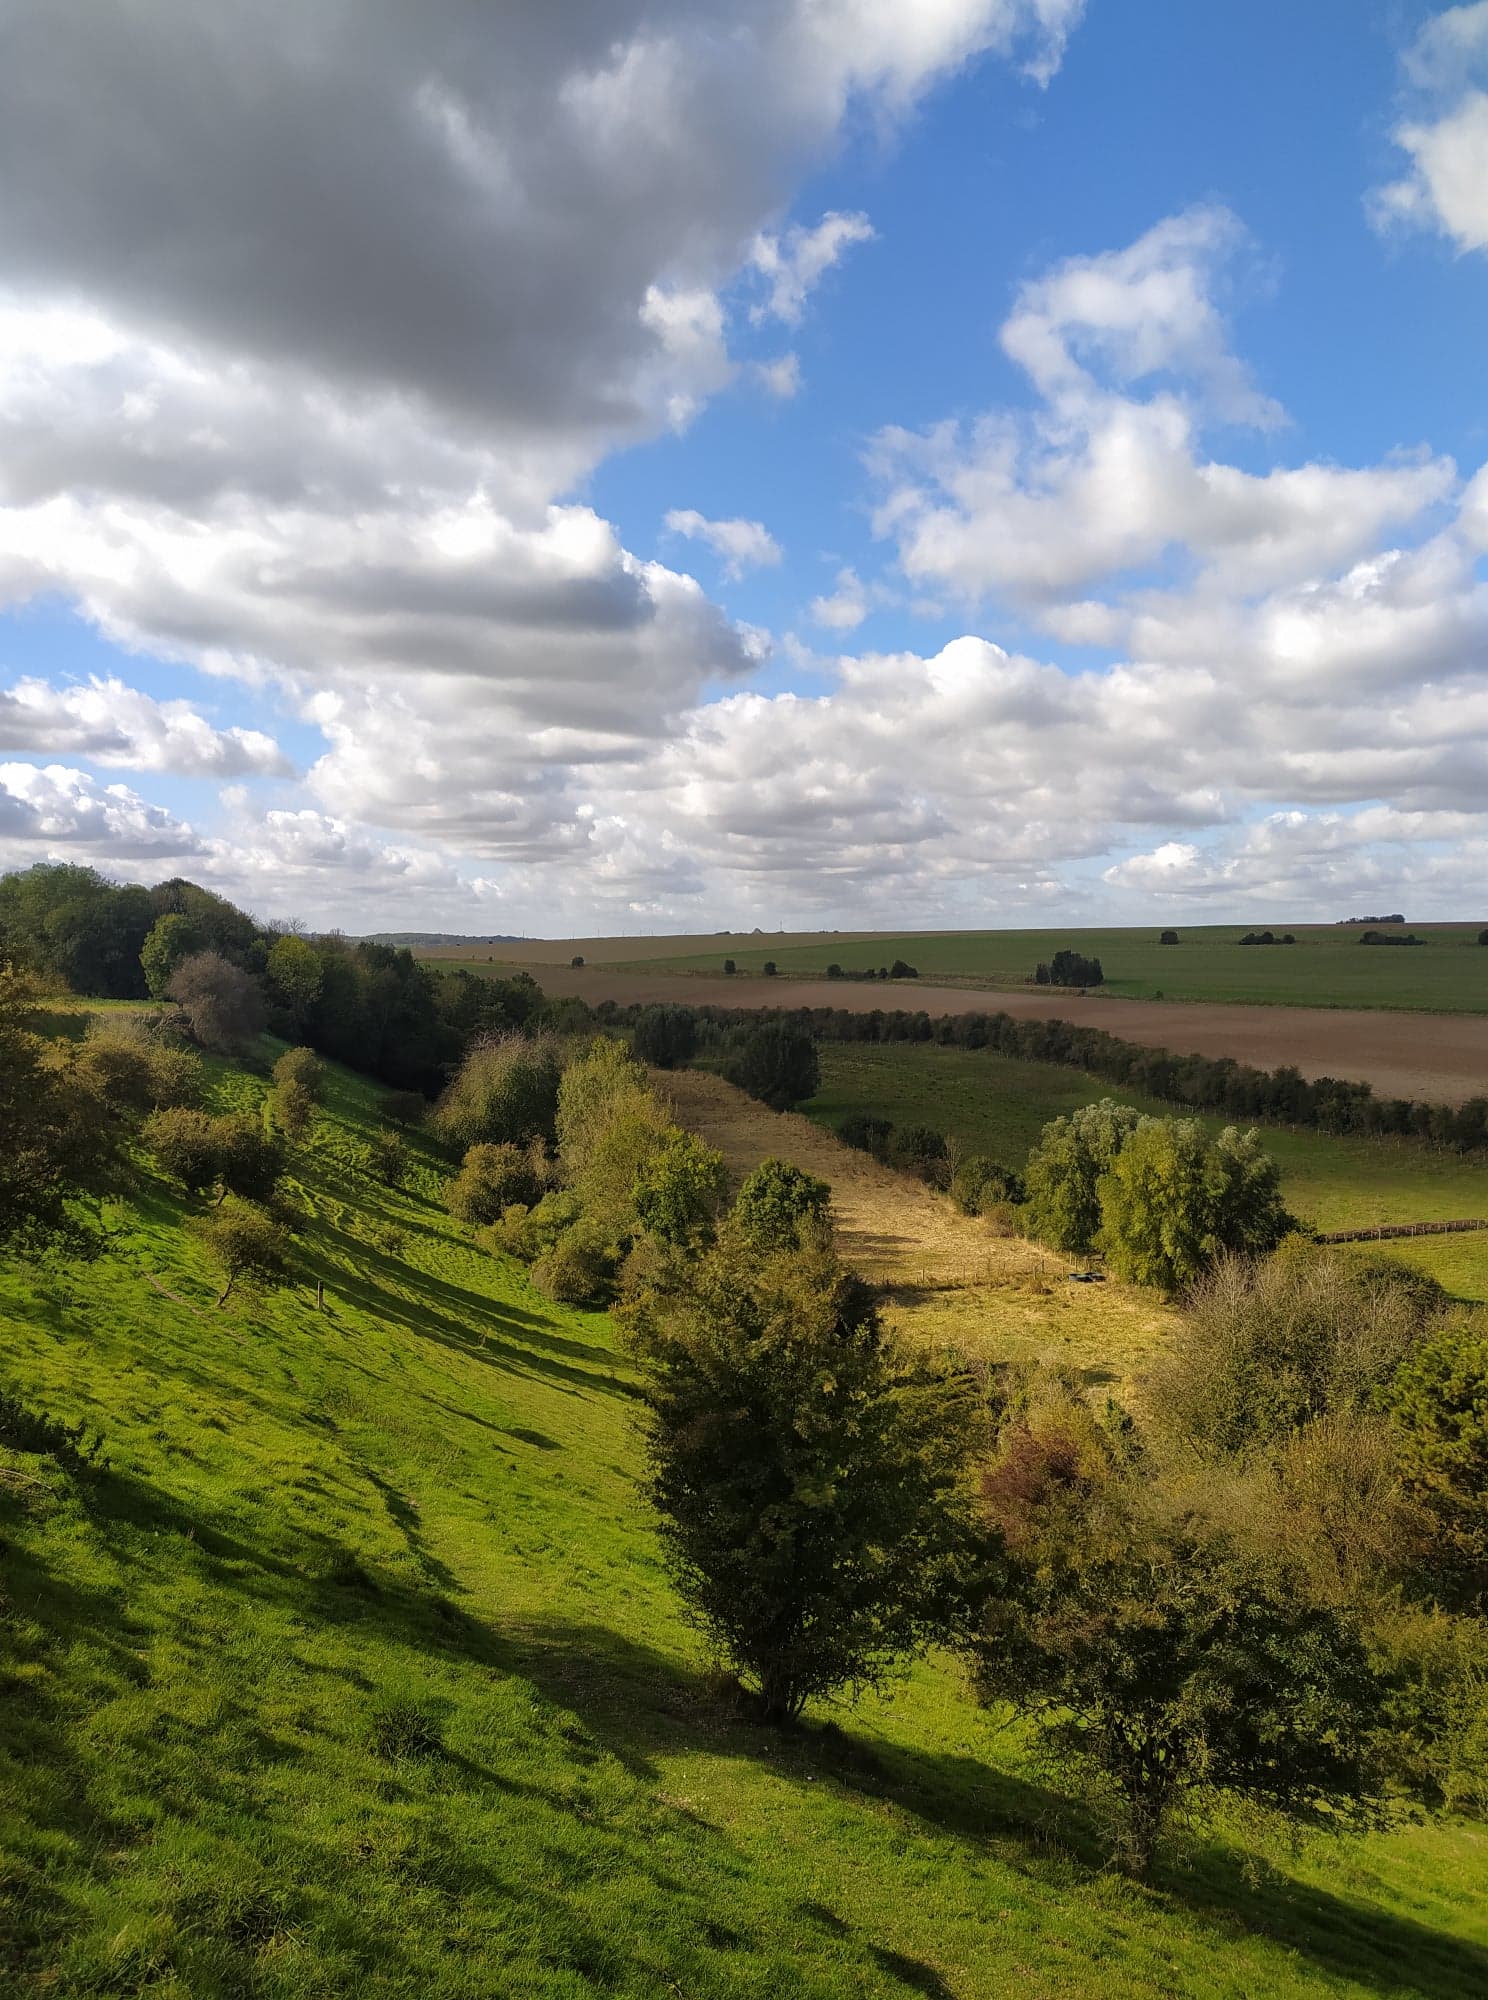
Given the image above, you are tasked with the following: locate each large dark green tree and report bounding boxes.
[631,1234,981,1722]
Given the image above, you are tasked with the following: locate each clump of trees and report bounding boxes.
[445,1141,548,1225]
[950,1155,1025,1217]
[629,1004,698,1071]
[1239,930,1297,946]
[144,1108,284,1205]
[1034,949,1103,988]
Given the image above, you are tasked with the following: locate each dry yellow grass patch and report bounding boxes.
[657,1068,1178,1399]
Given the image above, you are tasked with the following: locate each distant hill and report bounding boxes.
[358,930,522,946]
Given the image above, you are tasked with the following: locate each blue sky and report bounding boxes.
[0,0,1485,930]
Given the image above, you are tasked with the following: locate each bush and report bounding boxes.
[631,1234,981,1722]
[432,1031,563,1150]
[272,1046,324,1097]
[1155,1245,1441,1456]
[889,1123,949,1186]
[531,1222,614,1305]
[951,1155,1026,1215]
[888,959,918,979]
[731,1022,820,1111]
[144,1108,283,1203]
[632,1129,728,1249]
[446,1141,546,1225]
[1159,930,1179,945]
[570,954,585,968]
[166,950,268,1053]
[193,1200,293,1306]
[0,1384,104,1472]
[73,1014,201,1113]
[1385,1319,1488,1611]
[837,1111,893,1159]
[378,1090,426,1127]
[630,1004,698,1071]
[973,1403,1390,1875]
[366,1129,407,1187]
[723,958,736,975]
[488,1190,583,1263]
[731,1158,831,1252]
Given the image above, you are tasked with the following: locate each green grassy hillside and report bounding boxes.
[806,1043,1488,1303]
[586,924,1488,1011]
[4,1047,1487,1996]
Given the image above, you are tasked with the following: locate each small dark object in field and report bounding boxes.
[370,1695,444,1760]
[1065,1271,1105,1283]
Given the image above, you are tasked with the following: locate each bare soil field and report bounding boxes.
[499,962,1488,1105]
[657,1067,1178,1397]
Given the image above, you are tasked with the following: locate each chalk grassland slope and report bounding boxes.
[425,925,1488,1012]
[806,1043,1488,1305]
[2,1053,1486,1996]
[426,957,1488,1108]
[657,1068,1179,1397]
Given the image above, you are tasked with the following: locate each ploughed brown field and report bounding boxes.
[469,959,1488,1106]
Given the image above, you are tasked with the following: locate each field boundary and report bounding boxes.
[1316,1218,1488,1244]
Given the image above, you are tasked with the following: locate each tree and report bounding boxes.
[571,954,585,968]
[1034,949,1104,988]
[0,862,154,997]
[1022,1100,1141,1255]
[950,1156,1025,1216]
[972,1406,1390,1876]
[630,1004,698,1071]
[0,966,113,1246]
[762,960,778,977]
[1097,1119,1290,1293]
[366,1129,407,1186]
[432,1032,563,1149]
[140,912,204,997]
[446,1141,545,1225]
[732,1022,820,1110]
[1159,930,1179,946]
[632,1234,981,1722]
[1385,1321,1488,1612]
[723,958,736,975]
[889,1124,950,1186]
[271,1045,324,1139]
[633,1129,728,1249]
[167,952,268,1053]
[266,934,324,1030]
[731,1158,830,1251]
[193,1201,293,1307]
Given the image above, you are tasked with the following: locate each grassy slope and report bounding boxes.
[3,1050,1487,1998]
[805,1044,1488,1304]
[582,924,1488,1012]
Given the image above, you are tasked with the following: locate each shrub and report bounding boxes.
[1159,930,1179,945]
[431,1031,563,1150]
[888,959,918,979]
[570,954,585,968]
[731,1158,831,1252]
[0,1384,104,1472]
[144,1108,283,1203]
[723,958,736,975]
[446,1141,545,1225]
[889,1123,950,1186]
[193,1200,293,1305]
[731,1022,820,1110]
[951,1155,1026,1216]
[378,1090,426,1127]
[1155,1245,1441,1456]
[825,963,843,979]
[73,1014,202,1114]
[166,951,268,1053]
[762,960,777,977]
[1479,930,1488,947]
[972,1405,1390,1876]
[366,1129,407,1187]
[272,1046,325,1097]
[630,1004,698,1071]
[837,1111,893,1159]
[531,1222,614,1305]
[631,1234,981,1722]
[488,1189,582,1263]
[632,1129,728,1249]
[1385,1319,1488,1612]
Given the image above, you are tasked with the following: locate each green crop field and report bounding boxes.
[5,1044,1488,1996]
[806,1043,1488,1303]
[604,923,1488,1011]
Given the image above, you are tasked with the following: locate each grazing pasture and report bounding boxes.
[6,1043,1488,1996]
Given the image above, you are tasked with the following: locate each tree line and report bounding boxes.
[585,996,1488,1152]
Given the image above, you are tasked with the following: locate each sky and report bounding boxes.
[0,0,1485,934]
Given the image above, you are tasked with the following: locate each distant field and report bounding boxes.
[600,922,1488,1012]
[805,1043,1488,1303]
